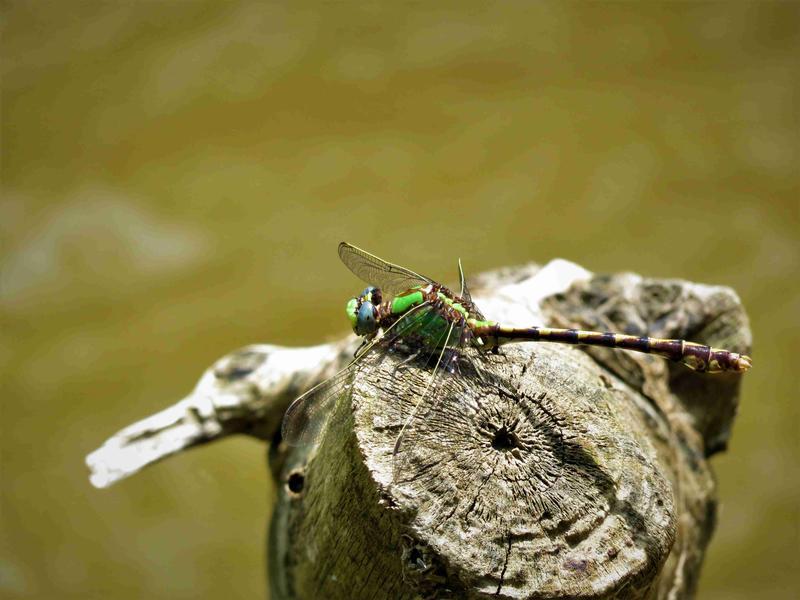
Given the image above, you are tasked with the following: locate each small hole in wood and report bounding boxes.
[491,425,520,452]
[287,471,305,494]
[407,546,427,571]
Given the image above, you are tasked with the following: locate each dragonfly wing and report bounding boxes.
[456,256,490,320]
[281,363,359,447]
[457,257,473,303]
[392,317,466,480]
[281,301,435,447]
[338,242,434,296]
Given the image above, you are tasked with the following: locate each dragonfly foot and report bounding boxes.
[393,350,421,374]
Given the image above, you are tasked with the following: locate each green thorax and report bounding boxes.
[389,286,471,317]
[386,285,496,349]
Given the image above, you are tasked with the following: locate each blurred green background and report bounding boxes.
[2,2,797,598]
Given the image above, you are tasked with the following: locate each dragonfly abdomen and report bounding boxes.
[474,324,751,374]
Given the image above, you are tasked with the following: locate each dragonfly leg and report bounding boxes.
[354,335,375,358]
[393,349,422,373]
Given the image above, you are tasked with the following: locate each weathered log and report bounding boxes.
[268,261,750,599]
[86,342,354,488]
[86,259,751,599]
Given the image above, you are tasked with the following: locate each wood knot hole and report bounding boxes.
[491,425,521,452]
[286,470,305,494]
[408,547,424,569]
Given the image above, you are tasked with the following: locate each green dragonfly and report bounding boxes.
[281,242,752,449]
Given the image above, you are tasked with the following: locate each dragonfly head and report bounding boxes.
[346,286,382,336]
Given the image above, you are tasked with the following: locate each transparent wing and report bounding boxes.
[392,318,466,480]
[281,301,435,447]
[281,363,359,447]
[338,242,434,296]
[392,323,463,483]
[457,257,473,303]
[456,257,489,320]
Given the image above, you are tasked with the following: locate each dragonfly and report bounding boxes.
[281,242,752,451]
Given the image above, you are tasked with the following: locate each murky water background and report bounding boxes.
[2,2,798,598]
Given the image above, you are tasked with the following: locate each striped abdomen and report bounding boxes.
[472,324,751,374]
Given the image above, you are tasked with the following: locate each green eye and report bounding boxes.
[345,298,358,330]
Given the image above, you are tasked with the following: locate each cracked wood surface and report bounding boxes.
[269,261,750,599]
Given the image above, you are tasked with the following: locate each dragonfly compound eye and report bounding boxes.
[359,286,382,305]
[355,301,378,335]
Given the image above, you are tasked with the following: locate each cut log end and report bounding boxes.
[276,344,679,599]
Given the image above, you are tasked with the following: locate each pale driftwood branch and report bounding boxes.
[86,341,354,488]
[86,259,751,599]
